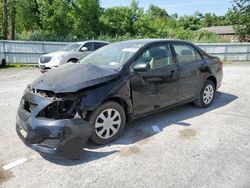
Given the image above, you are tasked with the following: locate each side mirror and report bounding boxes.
[133,62,150,72]
[80,47,88,52]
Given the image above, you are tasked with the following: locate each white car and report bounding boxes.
[0,52,6,67]
[38,40,110,73]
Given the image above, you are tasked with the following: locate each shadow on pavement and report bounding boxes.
[44,91,238,165]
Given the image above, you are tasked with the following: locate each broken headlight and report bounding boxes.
[37,100,76,119]
[37,97,87,120]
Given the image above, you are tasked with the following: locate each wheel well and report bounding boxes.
[67,58,78,63]
[103,97,128,118]
[206,76,217,89]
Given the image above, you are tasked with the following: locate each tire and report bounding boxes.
[194,80,215,108]
[88,101,126,144]
[1,59,6,67]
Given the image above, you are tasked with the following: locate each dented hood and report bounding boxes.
[31,63,119,93]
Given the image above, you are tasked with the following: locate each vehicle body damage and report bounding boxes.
[16,63,132,159]
[16,39,223,159]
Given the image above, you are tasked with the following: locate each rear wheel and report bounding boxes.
[194,80,215,108]
[88,101,126,144]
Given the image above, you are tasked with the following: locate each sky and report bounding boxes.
[100,0,233,16]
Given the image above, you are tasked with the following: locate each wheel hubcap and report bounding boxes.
[95,108,121,139]
[203,84,214,104]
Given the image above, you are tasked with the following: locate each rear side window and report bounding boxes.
[136,44,173,69]
[173,44,202,63]
[94,43,108,50]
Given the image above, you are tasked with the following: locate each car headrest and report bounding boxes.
[149,48,168,59]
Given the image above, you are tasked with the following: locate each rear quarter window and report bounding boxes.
[173,44,202,63]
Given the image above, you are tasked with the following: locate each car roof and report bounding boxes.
[120,39,194,45]
[77,40,110,44]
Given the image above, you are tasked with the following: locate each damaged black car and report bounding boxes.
[16,39,223,159]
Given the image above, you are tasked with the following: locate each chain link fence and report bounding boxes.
[0,40,250,64]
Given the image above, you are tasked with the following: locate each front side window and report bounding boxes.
[173,44,202,64]
[61,43,82,52]
[83,43,94,51]
[136,44,173,69]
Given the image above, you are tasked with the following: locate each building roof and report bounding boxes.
[198,25,235,34]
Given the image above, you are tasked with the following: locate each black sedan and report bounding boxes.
[16,39,223,159]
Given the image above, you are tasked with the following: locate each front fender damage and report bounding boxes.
[16,89,94,160]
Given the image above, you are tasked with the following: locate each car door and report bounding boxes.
[171,42,205,102]
[130,43,179,116]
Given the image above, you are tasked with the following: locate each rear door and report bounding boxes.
[130,43,179,116]
[171,42,205,102]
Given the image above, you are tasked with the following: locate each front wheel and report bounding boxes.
[194,80,215,108]
[88,101,126,144]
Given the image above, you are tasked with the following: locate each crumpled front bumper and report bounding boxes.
[16,90,94,159]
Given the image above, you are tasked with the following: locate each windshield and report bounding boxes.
[79,41,146,70]
[61,43,82,52]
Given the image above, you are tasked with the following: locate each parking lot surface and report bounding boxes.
[0,64,250,188]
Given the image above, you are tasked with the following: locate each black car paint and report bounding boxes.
[31,63,119,93]
[16,39,223,159]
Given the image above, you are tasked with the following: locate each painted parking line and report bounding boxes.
[2,158,28,171]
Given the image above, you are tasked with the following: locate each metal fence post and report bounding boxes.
[3,40,7,60]
[224,44,228,61]
[247,44,250,61]
[42,42,45,54]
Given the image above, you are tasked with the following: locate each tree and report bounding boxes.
[2,0,8,39]
[39,0,74,38]
[100,6,134,36]
[178,12,203,30]
[10,0,16,40]
[16,0,42,32]
[147,4,169,18]
[72,0,101,38]
[229,0,250,41]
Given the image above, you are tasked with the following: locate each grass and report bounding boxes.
[0,63,38,69]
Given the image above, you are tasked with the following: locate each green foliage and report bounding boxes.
[100,6,134,36]
[1,0,240,42]
[229,0,250,40]
[38,0,74,37]
[146,4,169,18]
[73,0,102,38]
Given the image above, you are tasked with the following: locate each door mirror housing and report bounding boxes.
[133,62,150,72]
[80,47,88,52]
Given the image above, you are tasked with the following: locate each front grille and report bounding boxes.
[40,139,60,148]
[40,56,52,63]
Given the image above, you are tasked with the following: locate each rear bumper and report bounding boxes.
[216,69,223,90]
[16,91,94,159]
